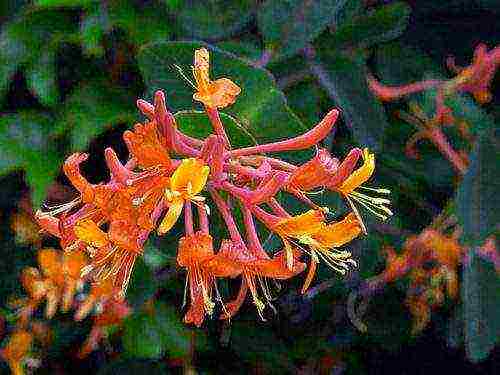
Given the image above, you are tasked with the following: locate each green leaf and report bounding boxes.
[80,1,172,56]
[80,7,106,57]
[123,311,164,359]
[34,0,97,6]
[455,128,499,246]
[25,48,58,106]
[97,359,168,375]
[231,321,294,373]
[175,0,254,40]
[123,301,204,360]
[126,258,159,308]
[257,0,341,60]
[108,0,172,46]
[314,50,389,150]
[138,41,306,147]
[462,247,500,362]
[53,81,136,150]
[155,303,193,358]
[0,111,62,205]
[326,1,411,50]
[216,38,263,61]
[0,8,78,98]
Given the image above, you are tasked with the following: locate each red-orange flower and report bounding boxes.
[177,231,215,327]
[1,330,33,375]
[19,248,87,320]
[287,148,340,192]
[192,48,241,109]
[123,120,172,170]
[205,241,305,319]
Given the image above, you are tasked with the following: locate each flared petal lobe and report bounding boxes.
[171,158,210,198]
[337,148,375,195]
[313,213,363,249]
[192,47,241,109]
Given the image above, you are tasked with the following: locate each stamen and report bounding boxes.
[182,273,189,309]
[37,198,81,217]
[351,191,391,206]
[213,280,230,321]
[358,186,391,194]
[346,197,367,234]
[173,64,197,90]
[350,195,390,221]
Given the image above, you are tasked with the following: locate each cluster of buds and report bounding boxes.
[367,43,500,174]
[30,47,391,329]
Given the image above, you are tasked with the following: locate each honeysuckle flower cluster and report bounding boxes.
[367,43,500,174]
[368,43,500,126]
[29,47,391,328]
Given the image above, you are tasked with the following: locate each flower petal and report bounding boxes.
[158,198,184,235]
[337,148,375,194]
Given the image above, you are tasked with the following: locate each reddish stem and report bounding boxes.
[367,75,443,102]
[241,205,269,259]
[427,127,468,175]
[184,201,194,236]
[206,106,231,149]
[268,198,290,218]
[209,189,244,245]
[197,204,209,234]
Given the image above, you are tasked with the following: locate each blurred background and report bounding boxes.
[0,0,498,374]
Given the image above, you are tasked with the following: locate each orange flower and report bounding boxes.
[10,210,40,246]
[123,121,171,169]
[75,219,141,297]
[335,148,392,230]
[1,330,33,375]
[299,213,362,293]
[205,241,305,319]
[287,148,339,192]
[177,232,215,327]
[19,248,88,319]
[192,47,241,109]
[75,278,116,321]
[78,298,131,358]
[272,209,324,269]
[158,158,210,234]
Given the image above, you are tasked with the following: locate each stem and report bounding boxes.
[238,155,298,172]
[197,203,209,234]
[137,98,203,149]
[427,127,468,175]
[209,189,244,244]
[241,205,269,259]
[268,198,290,217]
[367,75,443,102]
[253,49,273,68]
[184,201,194,236]
[205,107,231,149]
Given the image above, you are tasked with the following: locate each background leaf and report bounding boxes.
[454,127,499,246]
[53,80,136,150]
[175,0,254,40]
[257,0,341,60]
[313,49,389,150]
[0,111,62,204]
[462,247,500,362]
